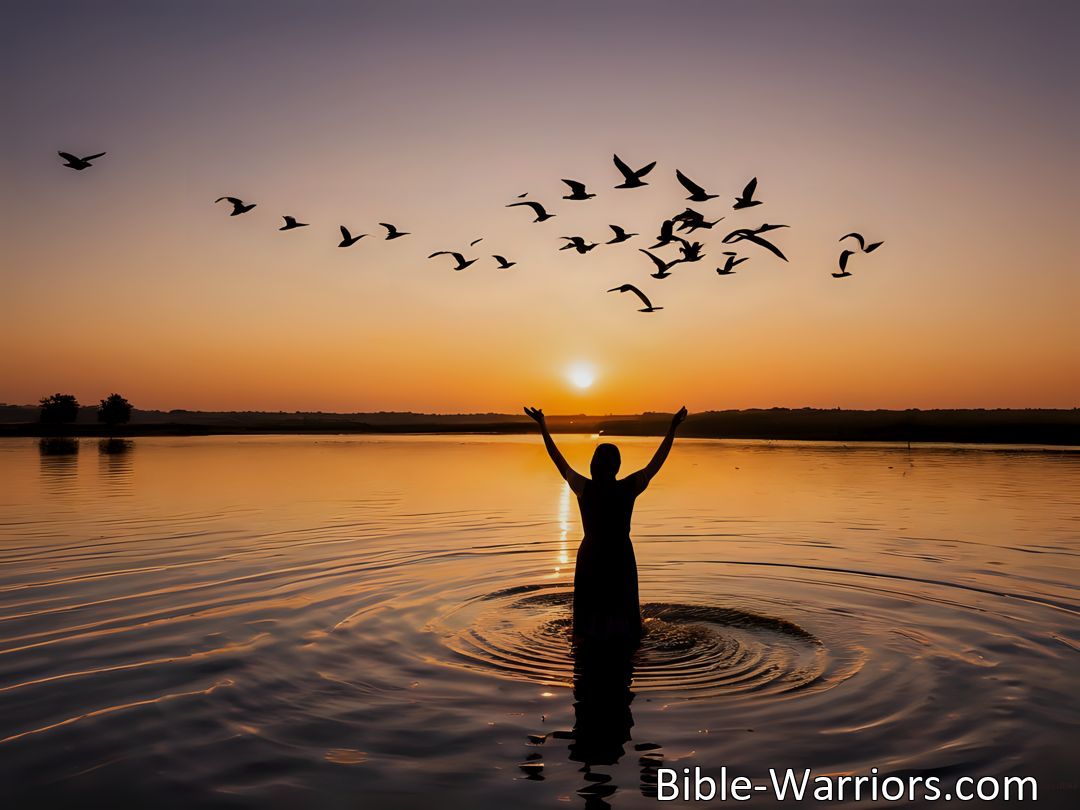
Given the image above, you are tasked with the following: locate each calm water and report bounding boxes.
[1,435,1078,808]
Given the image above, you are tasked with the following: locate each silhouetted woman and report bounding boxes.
[524,406,688,648]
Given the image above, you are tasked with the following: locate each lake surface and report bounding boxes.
[1,435,1077,808]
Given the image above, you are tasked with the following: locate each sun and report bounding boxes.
[567,362,596,390]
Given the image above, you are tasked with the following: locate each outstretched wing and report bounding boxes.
[58,151,79,162]
[507,201,547,217]
[81,152,106,162]
[741,177,758,199]
[839,232,866,250]
[562,179,587,195]
[676,169,706,196]
[609,225,625,237]
[639,249,670,272]
[428,251,451,259]
[613,153,633,179]
[625,284,653,309]
[340,226,352,239]
[450,252,467,264]
[839,249,855,271]
[721,227,753,244]
[745,233,788,261]
[216,196,241,204]
[634,160,656,179]
[864,240,884,253]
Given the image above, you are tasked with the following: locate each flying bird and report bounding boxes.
[428,251,477,270]
[733,177,762,209]
[684,218,724,233]
[672,207,705,225]
[639,248,680,279]
[561,179,596,200]
[675,169,718,202]
[676,239,706,263]
[675,208,724,232]
[716,252,748,275]
[380,222,410,239]
[506,200,555,222]
[280,216,309,231]
[833,249,855,278]
[650,219,678,249]
[560,236,597,254]
[338,226,366,247]
[840,232,884,253]
[58,151,105,170]
[516,192,528,198]
[493,255,516,269]
[608,283,663,312]
[722,225,788,261]
[613,154,656,188]
[469,237,484,246]
[214,196,256,215]
[606,224,638,244]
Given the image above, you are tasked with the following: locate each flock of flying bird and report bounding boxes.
[58,150,884,314]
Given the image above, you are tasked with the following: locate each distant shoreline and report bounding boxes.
[3,407,1077,446]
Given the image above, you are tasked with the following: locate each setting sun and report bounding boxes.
[568,363,596,390]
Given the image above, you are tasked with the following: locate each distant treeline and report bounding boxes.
[0,405,1076,445]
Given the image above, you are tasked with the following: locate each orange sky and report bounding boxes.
[3,2,1078,413]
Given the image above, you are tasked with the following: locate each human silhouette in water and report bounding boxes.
[524,406,688,648]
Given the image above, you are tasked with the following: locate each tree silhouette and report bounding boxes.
[39,393,80,425]
[97,393,133,426]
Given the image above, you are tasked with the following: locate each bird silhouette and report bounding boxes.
[493,255,517,269]
[58,151,105,170]
[429,251,477,270]
[338,226,366,247]
[613,154,656,188]
[608,283,663,312]
[561,179,596,200]
[650,219,678,249]
[716,252,748,275]
[469,237,484,246]
[840,232,884,253]
[606,224,638,244]
[733,177,762,209]
[516,192,528,198]
[380,222,410,239]
[684,218,724,233]
[672,207,704,225]
[675,209,724,232]
[833,249,855,277]
[639,248,681,279]
[560,236,598,254]
[280,216,309,231]
[676,238,706,262]
[722,225,788,261]
[506,201,555,222]
[675,169,718,202]
[214,196,256,215]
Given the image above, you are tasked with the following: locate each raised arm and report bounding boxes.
[524,406,587,493]
[636,406,688,485]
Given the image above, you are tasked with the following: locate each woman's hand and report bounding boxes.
[671,406,688,429]
[524,406,546,425]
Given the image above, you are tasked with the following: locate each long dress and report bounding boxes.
[572,471,648,647]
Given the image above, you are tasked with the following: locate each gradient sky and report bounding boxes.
[2,0,1078,413]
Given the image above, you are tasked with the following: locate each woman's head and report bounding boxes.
[590,443,621,480]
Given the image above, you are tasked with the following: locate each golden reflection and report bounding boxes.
[557,481,571,571]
